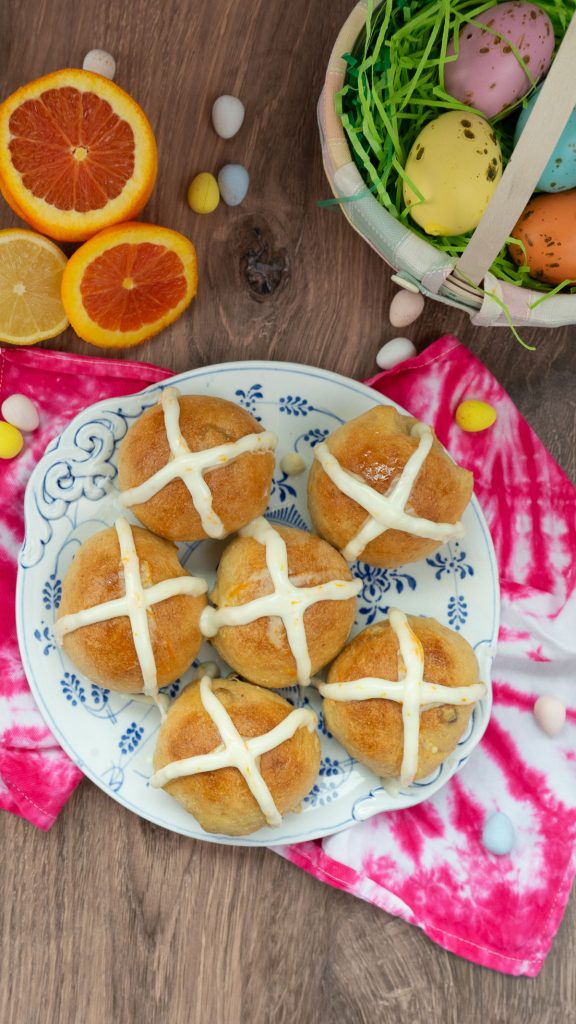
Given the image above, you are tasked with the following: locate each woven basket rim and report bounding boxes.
[322,0,576,313]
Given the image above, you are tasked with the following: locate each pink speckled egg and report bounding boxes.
[445,2,555,119]
[389,290,425,328]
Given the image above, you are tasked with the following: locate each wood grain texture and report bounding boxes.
[0,1,575,1022]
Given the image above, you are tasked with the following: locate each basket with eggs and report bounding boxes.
[320,0,576,330]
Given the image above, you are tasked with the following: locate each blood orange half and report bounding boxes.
[61,222,198,348]
[0,69,157,242]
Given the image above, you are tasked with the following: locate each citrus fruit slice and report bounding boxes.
[0,228,69,345]
[0,69,157,242]
[61,222,198,348]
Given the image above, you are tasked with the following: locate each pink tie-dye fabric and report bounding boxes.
[1,339,574,975]
[280,335,576,976]
[0,345,171,829]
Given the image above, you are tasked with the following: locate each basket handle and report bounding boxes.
[454,12,576,287]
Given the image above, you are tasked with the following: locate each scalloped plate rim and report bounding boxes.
[16,359,500,847]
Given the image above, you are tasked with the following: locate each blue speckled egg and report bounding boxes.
[515,88,576,192]
[218,164,250,207]
[482,811,515,855]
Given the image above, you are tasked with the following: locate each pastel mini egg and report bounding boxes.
[403,111,503,236]
[218,164,249,207]
[212,95,245,139]
[376,337,417,370]
[515,89,576,193]
[455,399,497,432]
[280,452,306,476]
[0,421,24,459]
[389,290,425,328]
[187,173,220,214]
[445,2,554,119]
[1,393,39,432]
[82,49,116,80]
[509,191,576,285]
[534,695,566,736]
[482,812,515,856]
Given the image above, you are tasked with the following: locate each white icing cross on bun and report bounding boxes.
[54,517,208,703]
[150,675,317,827]
[318,608,486,785]
[120,387,278,538]
[314,422,465,561]
[200,517,361,685]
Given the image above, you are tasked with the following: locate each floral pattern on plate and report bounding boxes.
[17,362,498,846]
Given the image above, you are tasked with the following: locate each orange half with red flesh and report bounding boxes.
[61,222,198,348]
[0,69,157,241]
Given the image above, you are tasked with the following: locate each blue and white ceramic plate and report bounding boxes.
[17,361,499,847]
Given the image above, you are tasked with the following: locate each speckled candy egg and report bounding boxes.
[403,111,503,236]
[509,191,576,284]
[445,2,554,119]
[82,49,116,80]
[515,88,576,192]
[389,290,425,327]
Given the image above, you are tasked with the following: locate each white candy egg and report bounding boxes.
[389,290,425,328]
[82,49,116,80]
[212,95,245,139]
[534,695,566,737]
[1,393,39,432]
[482,812,515,856]
[280,452,306,476]
[218,164,249,207]
[376,337,417,370]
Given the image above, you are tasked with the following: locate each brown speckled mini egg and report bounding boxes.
[403,111,502,236]
[445,1,554,119]
[509,191,576,285]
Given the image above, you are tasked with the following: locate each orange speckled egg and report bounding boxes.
[509,191,576,285]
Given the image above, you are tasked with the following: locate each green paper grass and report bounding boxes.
[337,0,576,296]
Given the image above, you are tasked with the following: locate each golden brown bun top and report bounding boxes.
[212,524,355,607]
[208,524,358,686]
[153,677,321,835]
[156,677,310,762]
[323,615,480,782]
[117,394,275,541]
[325,406,473,525]
[56,524,207,693]
[57,524,193,616]
[327,615,479,689]
[121,394,267,466]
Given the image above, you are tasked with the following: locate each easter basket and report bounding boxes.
[319,0,576,330]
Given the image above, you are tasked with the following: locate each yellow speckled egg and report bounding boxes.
[403,112,503,236]
[187,173,220,214]
[455,400,497,433]
[0,421,24,458]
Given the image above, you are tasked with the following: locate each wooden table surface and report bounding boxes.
[1,1,575,1022]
